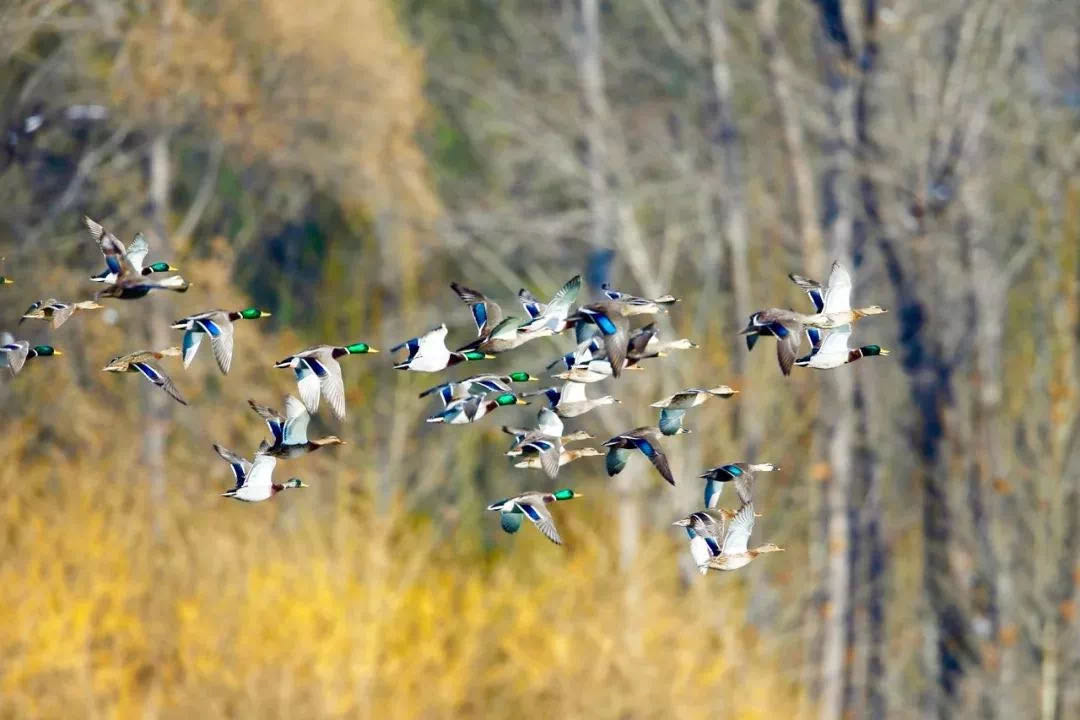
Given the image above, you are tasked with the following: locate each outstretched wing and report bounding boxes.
[196,315,235,375]
[721,503,755,556]
[517,501,563,545]
[214,444,252,488]
[282,394,310,445]
[306,353,346,421]
[451,282,503,337]
[84,216,136,279]
[520,437,561,479]
[518,288,545,319]
[125,233,150,273]
[294,363,321,415]
[630,434,674,485]
[823,261,853,314]
[245,453,277,492]
[658,408,686,436]
[248,399,285,446]
[181,328,204,368]
[789,272,825,313]
[605,446,631,477]
[132,362,187,405]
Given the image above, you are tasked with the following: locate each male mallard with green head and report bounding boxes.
[426,392,527,424]
[171,307,273,375]
[419,372,536,406]
[486,489,582,545]
[274,342,378,421]
[213,445,307,503]
[391,324,492,372]
[1,332,62,377]
[84,216,178,284]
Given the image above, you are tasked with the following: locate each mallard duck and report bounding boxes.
[273,342,378,420]
[599,283,679,314]
[513,446,603,471]
[248,395,345,459]
[516,275,582,334]
[486,488,581,545]
[391,324,492,372]
[102,347,186,404]
[19,299,102,328]
[702,503,784,571]
[502,424,593,448]
[456,316,531,354]
[699,462,777,507]
[523,380,619,418]
[603,426,686,486]
[451,281,505,337]
[213,444,307,502]
[502,408,566,479]
[0,332,61,376]
[795,327,889,369]
[426,391,527,424]
[673,509,741,575]
[552,358,644,384]
[739,308,807,376]
[84,216,178,283]
[651,386,739,436]
[631,323,698,355]
[419,371,536,406]
[171,307,272,375]
[566,301,630,377]
[0,276,12,285]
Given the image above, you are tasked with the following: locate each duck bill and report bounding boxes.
[52,350,63,356]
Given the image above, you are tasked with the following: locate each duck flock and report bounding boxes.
[0,216,890,574]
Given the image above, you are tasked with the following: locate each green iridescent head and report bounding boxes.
[507,371,534,382]
[463,350,490,361]
[147,262,176,273]
[0,276,12,284]
[553,488,580,501]
[345,342,376,354]
[284,478,307,489]
[238,307,271,320]
[860,345,889,357]
[32,345,60,357]
[494,393,521,407]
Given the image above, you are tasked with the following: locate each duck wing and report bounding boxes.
[658,408,686,436]
[214,444,252,489]
[132,362,187,405]
[720,503,755,555]
[281,394,310,444]
[0,339,29,375]
[294,361,322,415]
[195,313,235,375]
[516,499,563,545]
[823,261,853,313]
[125,233,150,273]
[308,351,346,421]
[631,434,674,485]
[248,399,285,446]
[451,282,503,337]
[84,216,136,279]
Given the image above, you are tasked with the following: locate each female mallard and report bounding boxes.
[391,324,492,372]
[673,509,738,575]
[523,380,619,418]
[274,342,378,420]
[0,332,61,376]
[739,309,807,376]
[600,284,679,314]
[213,445,307,503]
[514,447,603,471]
[248,395,345,459]
[631,323,698,355]
[426,391,527,424]
[699,462,777,507]
[702,503,784,571]
[102,347,186,405]
[651,386,739,436]
[19,299,102,328]
[486,488,582,545]
[451,281,506,337]
[419,372,536,406]
[603,426,688,486]
[84,216,177,284]
[171,307,272,375]
[502,424,593,448]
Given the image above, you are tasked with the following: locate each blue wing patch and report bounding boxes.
[133,362,160,381]
[704,536,722,556]
[768,322,789,338]
[704,479,720,508]
[596,313,618,336]
[305,357,328,377]
[723,464,742,476]
[197,318,221,337]
[106,256,122,275]
[808,289,824,313]
[635,438,656,458]
[524,302,542,319]
[472,304,487,332]
[439,386,454,405]
[520,503,542,522]
[807,327,822,349]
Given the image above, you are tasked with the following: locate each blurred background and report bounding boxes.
[0,0,1078,718]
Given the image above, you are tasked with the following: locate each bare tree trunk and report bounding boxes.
[144,131,172,534]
